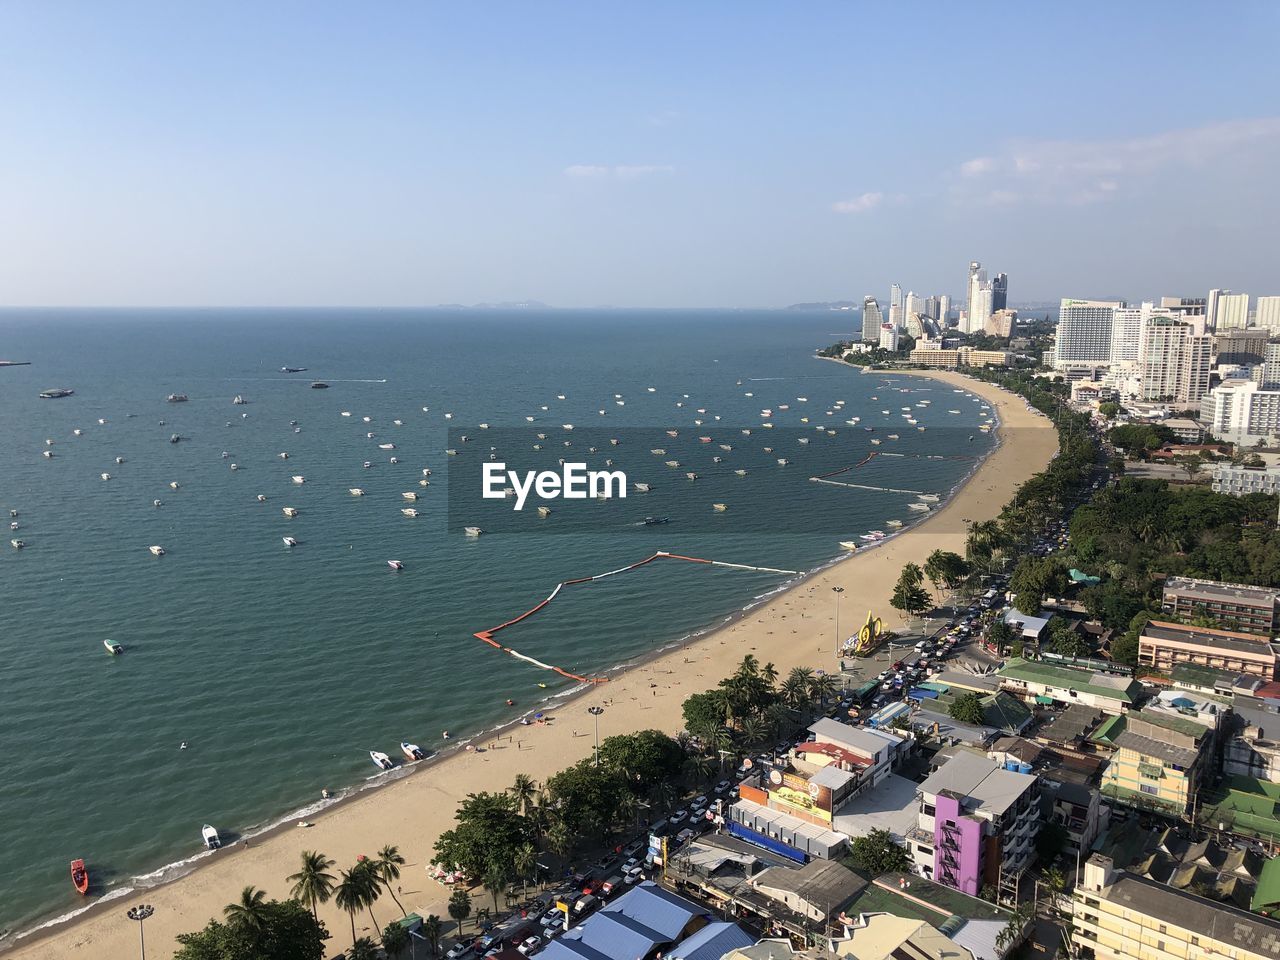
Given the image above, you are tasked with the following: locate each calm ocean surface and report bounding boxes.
[0,308,994,938]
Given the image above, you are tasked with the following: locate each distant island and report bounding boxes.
[784,300,860,311]
[431,300,552,310]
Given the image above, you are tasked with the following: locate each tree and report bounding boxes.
[288,851,337,925]
[509,774,538,816]
[513,842,538,891]
[447,888,472,934]
[1009,555,1069,615]
[681,691,728,739]
[221,886,270,952]
[1098,401,1120,420]
[890,565,932,619]
[175,898,328,960]
[996,900,1036,953]
[434,792,536,881]
[335,867,371,949]
[381,921,409,956]
[924,550,970,595]
[374,845,407,916]
[1036,821,1069,863]
[846,829,911,876]
[949,693,987,726]
[348,937,378,960]
[986,620,1016,656]
[596,730,686,788]
[353,861,383,934]
[421,915,444,958]
[482,862,510,913]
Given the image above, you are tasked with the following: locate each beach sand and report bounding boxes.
[8,370,1057,959]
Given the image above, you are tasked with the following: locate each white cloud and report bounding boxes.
[563,164,674,180]
[832,191,883,214]
[950,117,1280,206]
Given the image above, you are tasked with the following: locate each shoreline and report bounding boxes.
[4,367,1057,960]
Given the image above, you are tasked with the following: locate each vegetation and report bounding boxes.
[924,549,970,596]
[1008,555,1069,615]
[1036,821,1069,863]
[288,851,337,925]
[845,828,912,876]
[890,562,932,617]
[949,692,987,726]
[381,920,409,957]
[1108,423,1176,459]
[174,896,327,960]
[447,888,472,932]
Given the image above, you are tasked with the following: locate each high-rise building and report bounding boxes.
[991,273,1008,312]
[1206,288,1224,330]
[1218,292,1250,330]
[1256,296,1280,333]
[878,321,899,352]
[1215,328,1270,365]
[904,291,924,324]
[966,261,985,321]
[968,285,993,335]
[1054,299,1122,370]
[1200,379,1280,446]
[1109,306,1145,365]
[938,294,952,327]
[861,296,883,342]
[987,309,1017,338]
[1139,318,1212,403]
[888,283,904,331]
[924,295,941,321]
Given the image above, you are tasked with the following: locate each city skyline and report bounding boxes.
[1,2,1277,308]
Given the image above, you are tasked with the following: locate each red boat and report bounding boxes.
[70,859,89,895]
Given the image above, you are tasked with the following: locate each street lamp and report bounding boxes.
[831,586,845,655]
[126,904,154,960]
[588,706,604,766]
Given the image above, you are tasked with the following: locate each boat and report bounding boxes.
[364,461,373,468]
[73,428,82,436]
[777,458,789,466]
[256,494,266,502]
[401,741,426,761]
[341,411,351,417]
[10,539,25,549]
[918,494,940,503]
[665,460,680,468]
[41,450,53,458]
[387,559,404,570]
[642,517,669,525]
[166,394,188,403]
[202,824,221,850]
[154,499,163,507]
[370,750,394,770]
[103,639,123,656]
[283,536,298,547]
[378,443,396,450]
[115,456,125,464]
[464,526,484,537]
[39,388,74,399]
[712,456,722,463]
[283,507,299,517]
[291,475,305,484]
[281,367,307,373]
[633,482,650,492]
[232,395,246,405]
[445,449,458,456]
[71,859,89,895]
[349,488,365,496]
[149,545,165,556]
[310,382,329,389]
[734,469,747,476]
[401,491,418,501]
[169,433,181,444]
[100,472,111,481]
[401,508,419,517]
[838,541,859,551]
[650,448,666,455]
[229,463,239,471]
[537,506,552,517]
[279,452,289,459]
[686,472,699,481]
[169,481,180,489]
[712,503,727,512]
[886,519,904,527]
[908,503,931,512]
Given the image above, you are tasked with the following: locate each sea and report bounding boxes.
[0,308,996,941]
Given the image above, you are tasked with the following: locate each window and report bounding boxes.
[1158,925,1166,934]
[1140,784,1158,796]
[923,803,935,817]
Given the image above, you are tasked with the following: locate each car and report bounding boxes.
[540,910,565,930]
[669,809,689,825]
[676,828,696,844]
[517,937,542,955]
[446,945,476,960]
[691,794,709,810]
[715,779,732,793]
[622,856,641,872]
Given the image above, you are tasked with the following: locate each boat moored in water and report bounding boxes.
[167,394,188,403]
[70,859,89,895]
[202,824,221,850]
[39,388,74,399]
[103,639,124,655]
[401,741,426,760]
[370,750,394,771]
[387,559,404,570]
[149,545,166,556]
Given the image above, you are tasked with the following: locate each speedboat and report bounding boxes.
[349,488,365,496]
[202,825,221,850]
[232,395,246,405]
[283,536,298,547]
[149,545,165,556]
[154,499,163,507]
[777,458,789,466]
[378,443,395,450]
[282,507,299,517]
[70,859,89,895]
[115,456,125,464]
[464,526,484,537]
[642,517,669,525]
[735,468,747,476]
[401,741,426,760]
[370,750,394,771]
[633,482,651,492]
[166,394,189,403]
[170,481,180,489]
[310,382,329,389]
[387,559,404,570]
[279,452,289,459]
[291,475,305,484]
[402,491,418,501]
[401,508,419,517]
[712,503,727,512]
[908,503,931,512]
[256,494,267,502]
[39,388,74,399]
[103,639,124,655]
[101,472,111,481]
[10,539,25,549]
[281,367,307,373]
[918,494,940,503]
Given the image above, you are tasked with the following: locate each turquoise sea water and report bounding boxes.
[0,309,995,939]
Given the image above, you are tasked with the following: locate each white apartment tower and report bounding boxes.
[1139,318,1213,403]
[1256,296,1280,333]
[1201,380,1280,446]
[879,321,900,351]
[861,296,884,342]
[1208,289,1250,331]
[938,294,952,327]
[1054,299,1122,370]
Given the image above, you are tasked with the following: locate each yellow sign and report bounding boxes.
[854,610,884,653]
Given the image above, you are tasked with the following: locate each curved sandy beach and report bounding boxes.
[6,368,1057,959]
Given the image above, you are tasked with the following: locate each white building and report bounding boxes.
[1256,296,1280,333]
[1109,306,1146,365]
[808,717,908,788]
[1200,379,1280,446]
[862,296,884,342]
[1212,462,1280,497]
[1138,318,1212,403]
[878,321,899,352]
[1054,299,1122,371]
[889,284,904,331]
[939,294,952,328]
[1217,292,1250,330]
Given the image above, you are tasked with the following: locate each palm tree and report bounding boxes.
[421,914,444,958]
[736,653,760,678]
[509,774,538,816]
[547,821,573,859]
[355,860,383,934]
[223,885,269,939]
[739,716,768,749]
[482,862,509,913]
[288,850,337,924]
[348,936,379,960]
[810,673,839,709]
[685,752,715,783]
[513,842,537,892]
[374,845,407,916]
[760,661,779,688]
[335,867,368,948]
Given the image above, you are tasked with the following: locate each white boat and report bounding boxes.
[341,411,352,417]
[686,472,698,480]
[232,395,246,405]
[445,449,458,456]
[283,507,299,517]
[393,419,403,426]
[422,468,432,476]
[633,482,650,492]
[839,541,859,551]
[349,488,365,496]
[478,423,489,429]
[735,469,747,476]
[230,464,238,471]
[73,429,82,436]
[154,499,163,507]
[389,457,398,464]
[10,539,25,549]
[291,475,305,484]
[45,439,54,446]
[370,751,394,771]
[364,461,373,468]
[170,481,180,489]
[282,536,298,547]
[537,506,552,517]
[104,639,124,655]
[562,424,574,431]
[401,508,419,518]
[42,450,53,458]
[464,526,484,537]
[712,503,727,512]
[256,494,267,502]
[202,824,222,850]
[148,545,165,556]
[908,503,931,512]
[115,457,125,464]
[279,452,289,459]
[918,494,940,503]
[100,472,111,481]
[402,491,418,501]
[650,448,666,455]
[378,443,396,450]
[419,479,430,487]
[886,519,904,527]
[776,458,789,466]
[387,559,405,570]
[665,460,680,468]
[401,741,426,760]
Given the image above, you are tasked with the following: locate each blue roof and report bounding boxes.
[574,913,665,959]
[667,921,755,960]
[600,881,704,941]
[539,940,616,960]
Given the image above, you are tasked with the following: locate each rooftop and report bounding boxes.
[932,670,1001,694]
[1142,620,1278,656]
[753,859,866,913]
[808,718,900,759]
[997,658,1139,703]
[917,750,1037,817]
[1129,708,1211,741]
[1036,704,1104,745]
[667,921,756,960]
[1163,576,1280,607]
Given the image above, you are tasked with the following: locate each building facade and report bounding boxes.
[1213,462,1280,497]
[1138,318,1212,403]
[1200,379,1280,446]
[1100,709,1212,815]
[1257,295,1280,333]
[861,296,883,342]
[1162,576,1280,635]
[1054,299,1122,370]
[1139,619,1279,677]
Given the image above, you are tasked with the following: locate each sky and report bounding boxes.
[1,2,1278,308]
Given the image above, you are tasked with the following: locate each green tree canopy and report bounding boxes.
[174,898,328,960]
[846,829,911,876]
[949,692,987,726]
[433,792,536,881]
[596,730,686,789]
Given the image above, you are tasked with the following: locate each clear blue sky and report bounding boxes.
[1,2,1277,307]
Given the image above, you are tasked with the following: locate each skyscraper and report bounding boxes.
[1139,319,1213,403]
[889,283,904,331]
[1217,292,1250,330]
[966,262,986,330]
[968,286,994,335]
[878,322,899,351]
[939,295,952,327]
[991,273,1008,312]
[904,291,925,329]
[1054,299,1123,370]
[861,296,883,342]
[1256,296,1280,333]
[924,295,941,321]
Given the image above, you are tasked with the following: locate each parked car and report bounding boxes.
[517,936,542,956]
[446,945,476,960]
[669,809,689,826]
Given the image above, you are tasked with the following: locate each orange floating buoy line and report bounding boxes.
[472,551,804,683]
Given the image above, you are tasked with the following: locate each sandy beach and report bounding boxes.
[8,369,1057,960]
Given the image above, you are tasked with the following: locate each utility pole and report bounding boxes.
[588,706,604,766]
[126,904,154,960]
[832,586,844,655]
